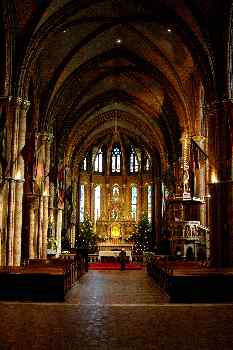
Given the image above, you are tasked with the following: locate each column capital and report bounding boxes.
[36,131,53,143]
[0,96,11,105]
[2,96,30,112]
[0,176,25,183]
[0,96,31,111]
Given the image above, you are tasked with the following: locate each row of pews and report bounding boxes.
[147,257,233,302]
[0,252,86,301]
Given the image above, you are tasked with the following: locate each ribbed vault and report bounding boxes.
[12,0,227,175]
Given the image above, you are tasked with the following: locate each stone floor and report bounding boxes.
[0,269,233,349]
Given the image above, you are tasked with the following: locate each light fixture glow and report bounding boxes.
[116,38,122,44]
[167,28,172,32]
[211,171,218,183]
[15,171,21,180]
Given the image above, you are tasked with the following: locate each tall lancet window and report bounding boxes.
[94,148,103,172]
[131,185,137,220]
[80,184,85,222]
[83,157,87,171]
[130,148,139,173]
[145,154,151,171]
[112,145,121,173]
[148,185,152,222]
[94,185,101,221]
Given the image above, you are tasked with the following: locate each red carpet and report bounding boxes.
[89,262,143,270]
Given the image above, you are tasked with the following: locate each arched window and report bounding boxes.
[94,185,101,221]
[94,149,103,172]
[112,145,121,173]
[130,148,139,173]
[80,184,85,222]
[131,185,137,220]
[145,154,151,172]
[147,185,152,222]
[83,157,87,171]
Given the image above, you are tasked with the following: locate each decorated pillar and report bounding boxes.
[207,99,233,266]
[70,171,77,247]
[38,193,43,258]
[56,208,63,256]
[36,132,51,259]
[0,97,11,265]
[29,201,35,259]
[42,133,51,259]
[13,98,30,265]
[5,97,30,265]
[6,98,20,265]
[180,133,191,198]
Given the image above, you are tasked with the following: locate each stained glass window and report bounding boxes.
[94,149,103,172]
[83,157,87,171]
[80,184,85,222]
[145,153,151,171]
[131,185,137,220]
[130,149,139,173]
[112,146,121,173]
[94,185,101,221]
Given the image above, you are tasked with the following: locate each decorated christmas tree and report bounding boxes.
[132,215,153,255]
[75,216,97,252]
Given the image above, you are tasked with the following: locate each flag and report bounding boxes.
[190,139,208,171]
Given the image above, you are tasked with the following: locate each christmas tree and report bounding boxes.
[75,216,97,252]
[132,215,153,255]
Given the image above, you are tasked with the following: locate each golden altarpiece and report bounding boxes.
[77,135,154,251]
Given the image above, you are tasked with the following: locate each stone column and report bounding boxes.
[13,179,25,265]
[70,177,77,247]
[138,184,142,217]
[29,202,35,259]
[42,133,51,259]
[36,132,51,259]
[86,181,92,218]
[13,98,30,265]
[38,194,44,258]
[6,98,20,266]
[0,97,9,266]
[49,182,55,221]
[7,178,16,266]
[6,97,29,266]
[207,99,233,266]
[56,208,63,256]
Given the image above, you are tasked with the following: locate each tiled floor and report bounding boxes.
[66,269,169,305]
[0,270,233,349]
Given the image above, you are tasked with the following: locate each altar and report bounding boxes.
[98,250,132,262]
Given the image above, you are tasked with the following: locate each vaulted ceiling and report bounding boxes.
[2,0,232,170]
